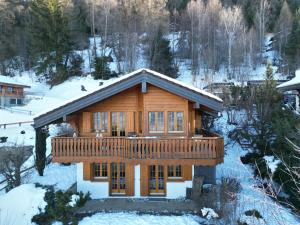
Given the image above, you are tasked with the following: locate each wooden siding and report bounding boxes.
[125,164,135,196]
[0,85,25,98]
[140,164,149,196]
[83,162,92,180]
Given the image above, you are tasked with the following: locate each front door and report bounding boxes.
[111,112,126,136]
[110,162,126,195]
[149,165,165,195]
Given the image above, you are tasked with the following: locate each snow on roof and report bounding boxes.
[0,75,30,87]
[34,68,222,119]
[277,69,300,90]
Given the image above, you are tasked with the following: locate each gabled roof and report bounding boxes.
[277,69,300,91]
[0,75,30,88]
[33,68,223,128]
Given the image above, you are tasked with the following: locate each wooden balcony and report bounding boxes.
[51,135,224,165]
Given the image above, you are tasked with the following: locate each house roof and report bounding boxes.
[33,68,223,128]
[277,69,300,91]
[0,75,31,88]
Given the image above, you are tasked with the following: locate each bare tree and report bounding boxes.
[0,145,32,190]
[220,6,244,79]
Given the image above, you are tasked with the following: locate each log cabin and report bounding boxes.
[0,76,30,107]
[33,68,224,199]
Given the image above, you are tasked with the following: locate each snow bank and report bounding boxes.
[79,212,202,225]
[0,184,46,225]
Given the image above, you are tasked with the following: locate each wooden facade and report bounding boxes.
[0,81,30,107]
[34,69,224,197]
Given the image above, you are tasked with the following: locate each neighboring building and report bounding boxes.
[0,76,30,107]
[33,69,224,199]
[277,70,300,113]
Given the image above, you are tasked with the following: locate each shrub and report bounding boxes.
[32,184,90,225]
[244,209,263,219]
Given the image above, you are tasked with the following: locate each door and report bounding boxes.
[111,112,126,136]
[149,165,165,195]
[110,162,126,194]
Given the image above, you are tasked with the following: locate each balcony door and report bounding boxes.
[111,112,126,136]
[149,165,165,195]
[110,162,126,195]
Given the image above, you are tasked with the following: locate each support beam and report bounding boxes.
[141,81,147,93]
[63,115,67,122]
[193,102,200,109]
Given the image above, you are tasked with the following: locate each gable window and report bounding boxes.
[167,165,182,178]
[93,112,108,132]
[148,112,164,133]
[168,112,184,133]
[93,163,108,179]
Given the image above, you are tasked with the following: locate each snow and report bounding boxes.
[201,207,219,220]
[216,111,300,225]
[263,156,281,174]
[68,194,80,207]
[79,213,202,225]
[0,184,46,225]
[277,69,300,89]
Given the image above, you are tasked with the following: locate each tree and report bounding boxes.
[148,27,178,78]
[220,6,244,79]
[0,145,32,190]
[28,0,74,85]
[35,127,49,176]
[275,1,293,57]
[93,56,112,80]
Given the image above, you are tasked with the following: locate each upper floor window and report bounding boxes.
[111,112,126,136]
[167,165,182,178]
[149,112,164,133]
[93,112,108,132]
[93,163,108,178]
[7,86,14,93]
[168,112,184,133]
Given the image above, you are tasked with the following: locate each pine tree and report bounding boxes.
[148,28,178,78]
[28,0,74,85]
[35,127,49,176]
[93,56,112,80]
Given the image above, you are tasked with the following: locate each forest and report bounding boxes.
[0,0,300,85]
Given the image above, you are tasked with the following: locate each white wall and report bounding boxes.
[77,163,109,199]
[134,164,141,197]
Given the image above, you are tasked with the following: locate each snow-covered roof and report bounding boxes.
[34,68,223,128]
[0,75,31,87]
[277,69,300,91]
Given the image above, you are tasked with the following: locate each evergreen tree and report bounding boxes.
[93,56,112,80]
[148,28,178,78]
[28,0,74,85]
[35,127,49,176]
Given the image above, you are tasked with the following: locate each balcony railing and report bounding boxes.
[51,136,224,164]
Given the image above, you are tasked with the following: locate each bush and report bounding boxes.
[241,152,270,178]
[244,209,263,219]
[0,137,8,143]
[32,184,90,225]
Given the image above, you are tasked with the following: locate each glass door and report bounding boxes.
[110,162,126,194]
[111,112,126,136]
[149,165,165,195]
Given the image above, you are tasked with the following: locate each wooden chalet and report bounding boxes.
[0,76,30,107]
[33,69,224,198]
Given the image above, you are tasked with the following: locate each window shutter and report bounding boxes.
[83,163,92,180]
[82,112,92,133]
[183,165,192,181]
[140,165,149,196]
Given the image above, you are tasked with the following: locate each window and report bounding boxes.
[9,98,17,105]
[17,99,22,105]
[7,86,13,93]
[167,165,182,178]
[93,163,108,178]
[148,112,164,133]
[168,112,184,133]
[93,112,108,132]
[0,85,2,93]
[111,112,126,136]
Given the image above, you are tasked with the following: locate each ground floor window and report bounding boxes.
[167,165,182,178]
[93,163,108,179]
[9,98,17,105]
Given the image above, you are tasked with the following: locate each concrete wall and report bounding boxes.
[194,165,216,184]
[166,181,192,199]
[77,163,109,199]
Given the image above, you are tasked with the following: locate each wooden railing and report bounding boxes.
[51,136,224,164]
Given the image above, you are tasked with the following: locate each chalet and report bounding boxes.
[0,76,30,107]
[33,69,224,199]
[277,70,300,113]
